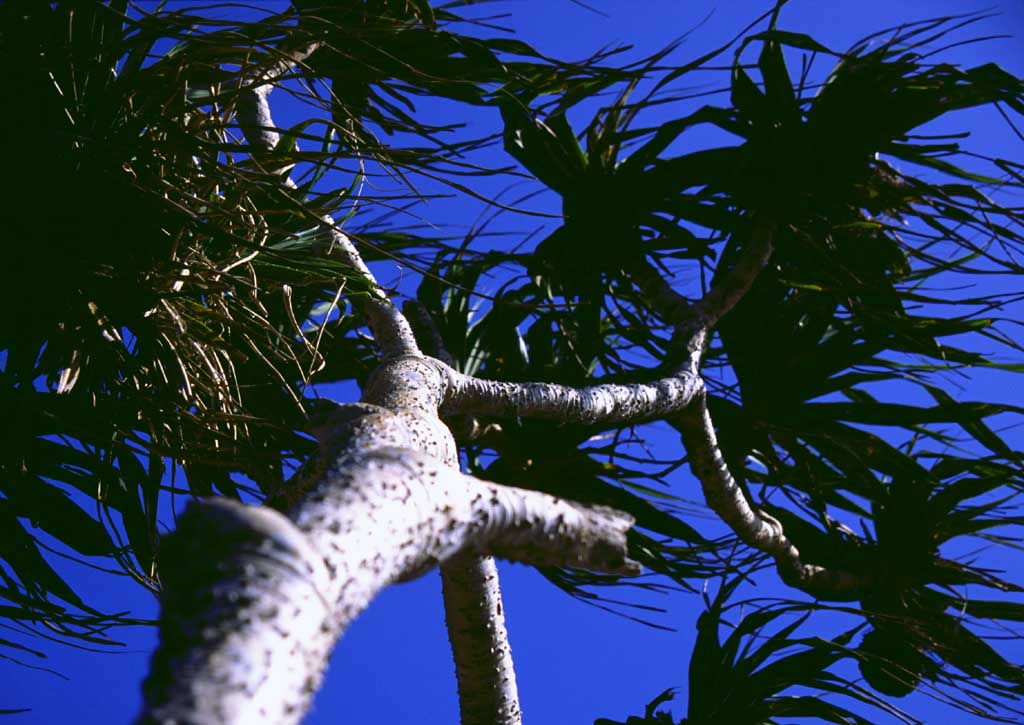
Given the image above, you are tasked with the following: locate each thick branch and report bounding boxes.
[139,450,637,724]
[289,447,640,602]
[635,220,867,599]
[674,391,863,599]
[441,556,521,725]
[439,363,702,426]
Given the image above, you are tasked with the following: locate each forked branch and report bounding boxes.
[141,451,637,724]
[652,220,867,598]
[426,219,867,599]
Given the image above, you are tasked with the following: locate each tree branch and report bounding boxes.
[694,218,775,328]
[635,219,868,599]
[673,391,863,599]
[442,555,521,725]
[403,301,523,725]
[140,449,637,724]
[235,78,419,358]
[439,363,702,426]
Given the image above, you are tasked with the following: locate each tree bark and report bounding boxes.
[442,555,521,725]
[138,357,638,723]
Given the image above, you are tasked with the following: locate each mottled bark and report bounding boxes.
[440,363,702,425]
[442,555,521,725]
[140,444,637,724]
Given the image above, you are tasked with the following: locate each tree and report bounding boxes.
[1,0,1023,722]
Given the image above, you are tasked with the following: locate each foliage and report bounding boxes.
[1,0,1022,721]
[597,580,908,724]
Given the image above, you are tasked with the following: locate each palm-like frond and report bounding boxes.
[0,0,352,644]
[597,580,912,725]
[2,2,1022,720]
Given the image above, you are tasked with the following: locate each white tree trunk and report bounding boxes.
[139,358,638,724]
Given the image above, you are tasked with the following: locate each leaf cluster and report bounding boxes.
[1,2,1023,721]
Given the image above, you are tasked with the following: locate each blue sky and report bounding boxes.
[2,1,1023,723]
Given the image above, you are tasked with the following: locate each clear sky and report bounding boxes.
[1,1,1022,723]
